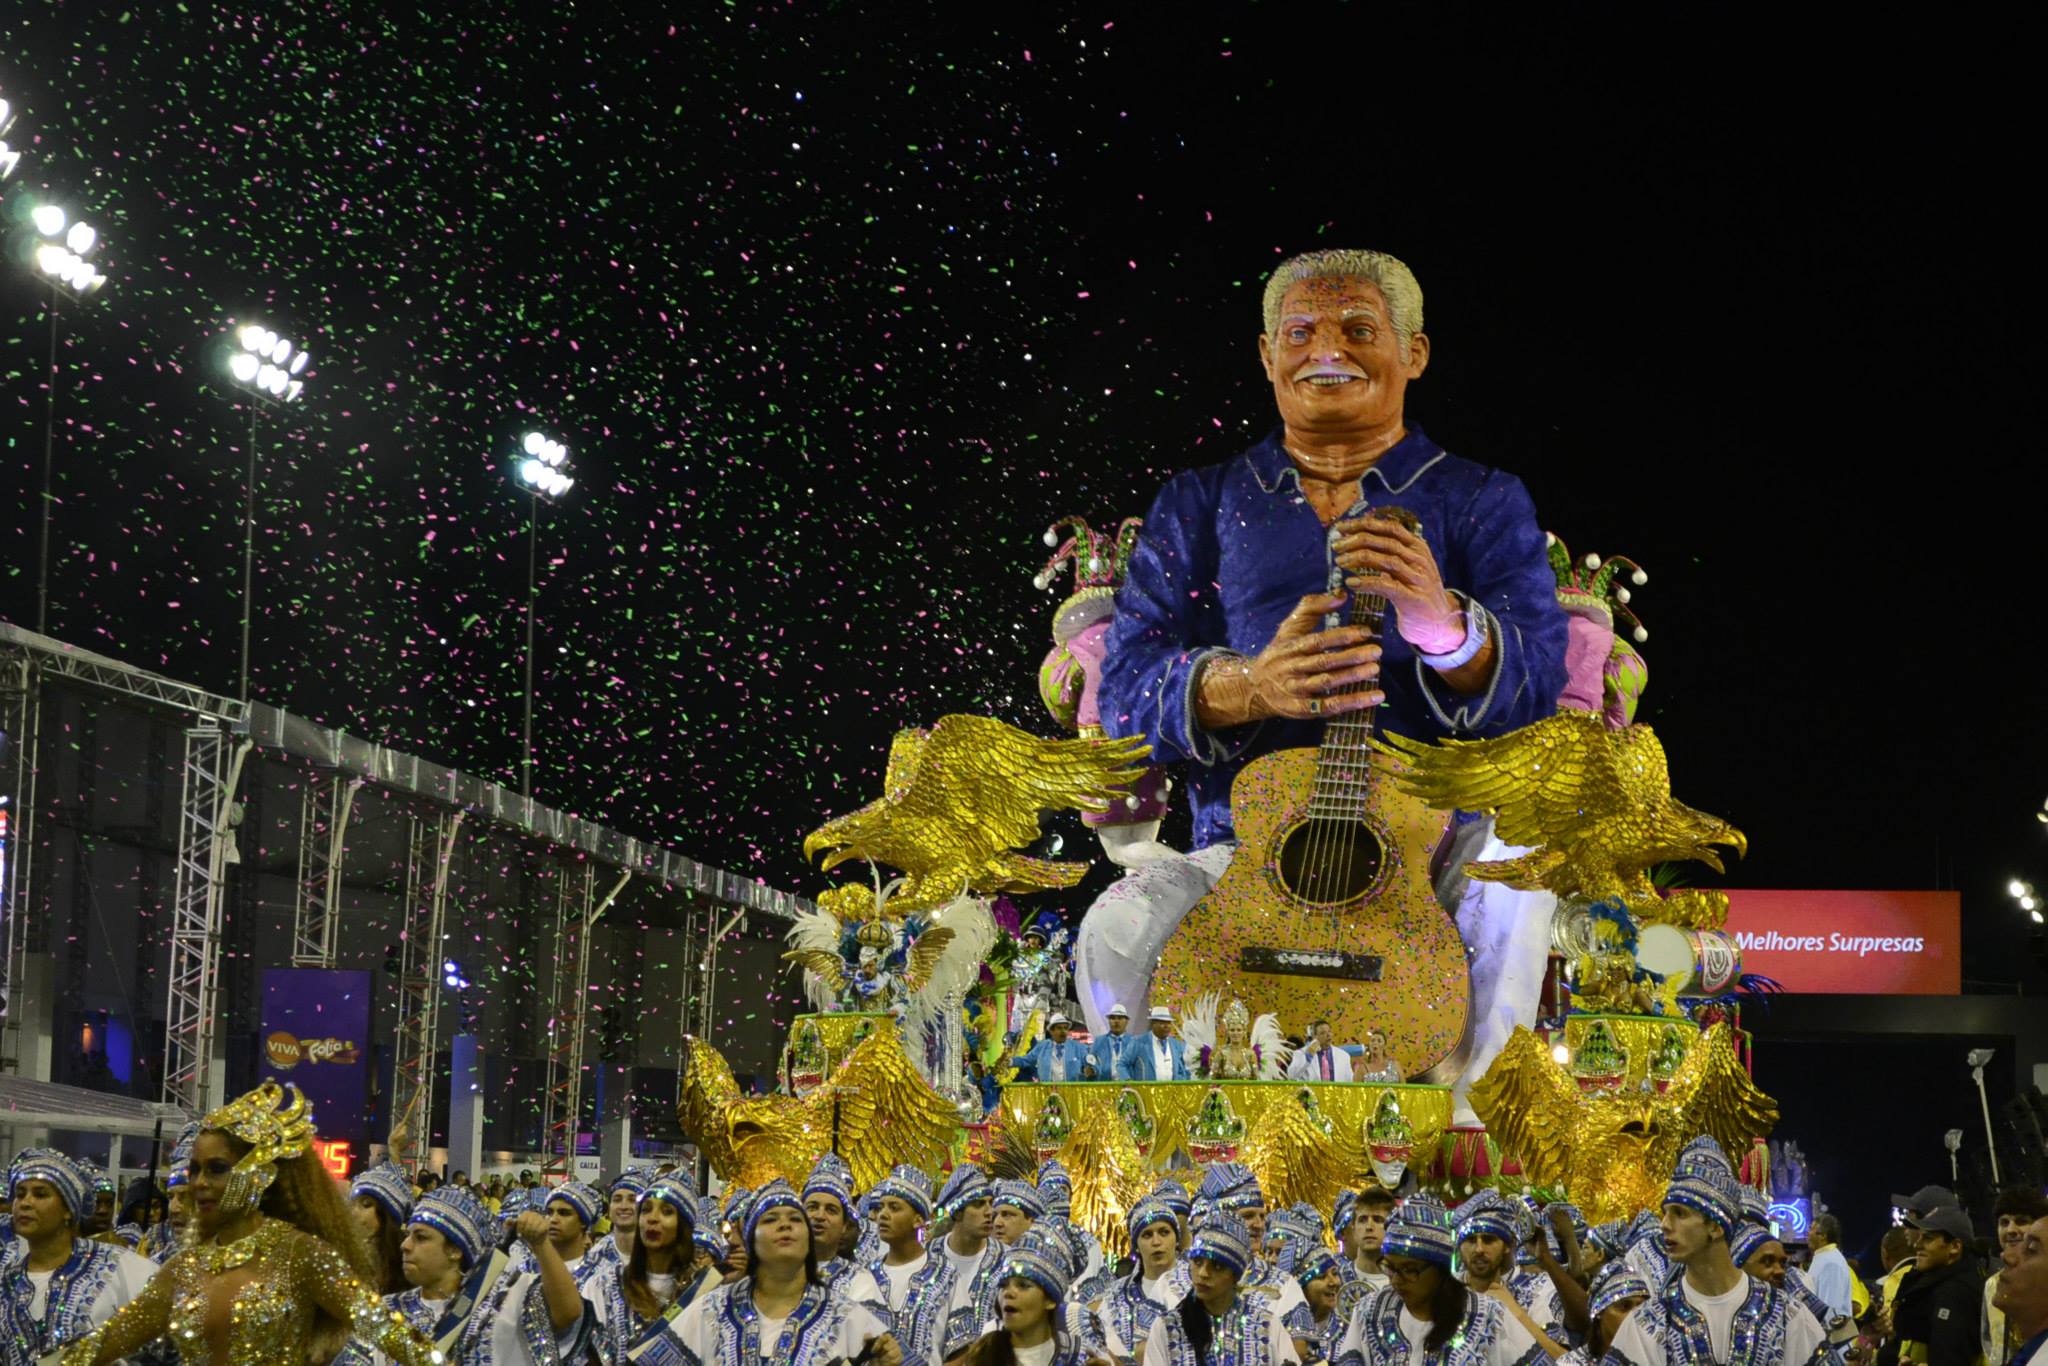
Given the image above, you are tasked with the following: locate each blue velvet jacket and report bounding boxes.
[1099,424,1568,848]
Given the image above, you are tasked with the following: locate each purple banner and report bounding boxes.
[259,968,374,1153]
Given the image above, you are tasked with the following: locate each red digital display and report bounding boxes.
[1720,889,1961,995]
[315,1138,353,1180]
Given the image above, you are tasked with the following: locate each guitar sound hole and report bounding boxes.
[1274,819,1385,906]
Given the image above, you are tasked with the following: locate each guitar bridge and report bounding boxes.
[1239,947,1384,981]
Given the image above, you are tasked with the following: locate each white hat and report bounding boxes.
[1148,1006,1173,1023]
[1049,1013,1070,1028]
[1107,1003,1130,1018]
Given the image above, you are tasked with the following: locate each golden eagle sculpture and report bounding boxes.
[1470,1023,1777,1225]
[802,714,1150,917]
[1376,709,1744,928]
[678,1029,956,1192]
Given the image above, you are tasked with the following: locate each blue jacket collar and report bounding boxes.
[1246,423,1445,497]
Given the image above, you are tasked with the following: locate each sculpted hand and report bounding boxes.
[1201,591,1382,726]
[1332,513,1463,652]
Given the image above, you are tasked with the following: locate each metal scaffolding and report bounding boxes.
[388,808,465,1173]
[161,721,252,1114]
[0,649,42,1074]
[291,775,364,969]
[539,864,632,1178]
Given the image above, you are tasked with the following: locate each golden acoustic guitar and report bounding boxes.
[1148,507,1472,1078]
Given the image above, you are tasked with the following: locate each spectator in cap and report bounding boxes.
[1125,1006,1191,1081]
[1087,1003,1135,1080]
[1017,1014,1089,1084]
[1987,1190,2048,1366]
[1,1148,160,1354]
[1882,1206,1986,1366]
[351,1161,417,1294]
[1608,1138,1830,1366]
[1992,1213,2047,1366]
[1336,1193,1546,1366]
[1145,1213,1298,1364]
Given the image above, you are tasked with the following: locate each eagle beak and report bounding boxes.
[802,830,846,868]
[1726,828,1749,860]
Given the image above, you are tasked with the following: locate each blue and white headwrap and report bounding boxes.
[935,1165,991,1222]
[998,1221,1076,1302]
[1035,1159,1073,1216]
[991,1178,1046,1219]
[869,1164,934,1219]
[351,1161,416,1226]
[1295,1246,1345,1287]
[545,1180,603,1228]
[1382,1194,1458,1269]
[1333,1190,1360,1238]
[1730,1222,1777,1267]
[803,1154,858,1221]
[1589,1261,1652,1317]
[164,1122,201,1192]
[1128,1196,1178,1246]
[412,1186,494,1268]
[610,1167,655,1197]
[741,1178,806,1248]
[1150,1177,1192,1225]
[1666,1135,1740,1237]
[1454,1190,1519,1246]
[11,1149,91,1223]
[1188,1213,1255,1275]
[1197,1161,1265,1213]
[1586,1219,1626,1257]
[1738,1183,1771,1228]
[641,1172,700,1215]
[693,1196,726,1256]
[498,1187,530,1224]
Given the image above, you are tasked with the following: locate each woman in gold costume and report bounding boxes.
[1187,996,1287,1081]
[58,1081,445,1366]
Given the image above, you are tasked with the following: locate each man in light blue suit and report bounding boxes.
[1122,1006,1191,1081]
[1084,1003,1134,1080]
[1016,1014,1090,1083]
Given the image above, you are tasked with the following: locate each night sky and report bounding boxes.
[3,2,2044,1218]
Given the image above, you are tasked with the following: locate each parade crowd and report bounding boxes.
[2,1081,2045,1366]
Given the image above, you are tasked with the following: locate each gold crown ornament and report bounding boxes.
[202,1081,318,1217]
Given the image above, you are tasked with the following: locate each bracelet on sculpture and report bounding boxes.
[1417,595,1487,671]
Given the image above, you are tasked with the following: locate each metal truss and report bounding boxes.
[161,720,252,1114]
[0,649,42,1074]
[291,775,364,968]
[540,865,630,1178]
[388,808,464,1173]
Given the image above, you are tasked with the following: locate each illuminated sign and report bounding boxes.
[265,1031,361,1068]
[1721,890,1960,995]
[315,1139,353,1181]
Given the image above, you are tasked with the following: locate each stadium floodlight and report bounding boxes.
[226,322,309,404]
[509,428,579,798]
[26,201,107,298]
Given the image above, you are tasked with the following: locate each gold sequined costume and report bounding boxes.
[59,1082,444,1366]
[57,1216,445,1366]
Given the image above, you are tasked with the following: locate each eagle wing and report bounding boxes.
[1468,1025,1585,1190]
[677,1035,746,1179]
[811,1031,960,1190]
[900,928,956,994]
[881,715,1151,867]
[782,905,851,999]
[1376,711,1635,865]
[1666,1023,1779,1162]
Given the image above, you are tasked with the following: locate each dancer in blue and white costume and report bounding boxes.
[588,1173,723,1363]
[932,1166,998,1360]
[962,1223,1102,1365]
[1089,1197,1191,1361]
[1555,1264,1651,1366]
[1283,1248,1351,1365]
[654,1179,901,1366]
[588,1168,653,1273]
[864,1165,958,1366]
[1602,1138,1830,1366]
[1143,1212,1301,1365]
[970,1179,1049,1331]
[1454,1191,1568,1355]
[802,1155,885,1315]
[1332,1194,1543,1366]
[0,1149,161,1363]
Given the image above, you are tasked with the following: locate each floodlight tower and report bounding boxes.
[17,191,110,637]
[221,323,312,703]
[510,432,575,798]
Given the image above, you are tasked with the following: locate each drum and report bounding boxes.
[1634,924,1742,995]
